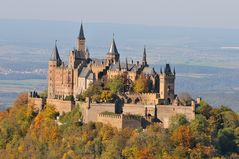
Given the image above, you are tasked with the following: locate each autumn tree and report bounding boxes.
[133,77,149,93]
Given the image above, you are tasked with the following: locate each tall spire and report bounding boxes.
[126,57,129,71]
[142,45,147,66]
[50,40,62,65]
[78,22,85,40]
[108,35,119,54]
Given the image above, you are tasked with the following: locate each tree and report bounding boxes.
[100,90,114,103]
[196,100,212,118]
[169,114,188,132]
[133,78,149,93]
[178,92,193,106]
[106,75,125,94]
[217,128,238,155]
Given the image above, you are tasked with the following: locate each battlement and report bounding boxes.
[98,112,142,121]
[97,112,142,129]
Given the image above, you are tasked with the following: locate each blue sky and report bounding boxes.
[0,0,239,29]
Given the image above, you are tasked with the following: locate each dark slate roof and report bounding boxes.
[87,73,94,80]
[79,67,91,78]
[142,66,156,75]
[164,64,172,75]
[78,23,85,40]
[108,38,119,54]
[50,43,62,64]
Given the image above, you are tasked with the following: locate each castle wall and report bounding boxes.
[28,97,45,112]
[97,114,142,129]
[47,99,74,115]
[123,104,145,115]
[122,116,141,129]
[80,102,115,123]
[127,93,159,105]
[123,104,195,128]
[157,105,195,128]
[97,114,123,129]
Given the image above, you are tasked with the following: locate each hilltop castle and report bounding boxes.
[48,23,176,104]
[29,23,196,129]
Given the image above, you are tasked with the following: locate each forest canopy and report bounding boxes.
[0,93,238,159]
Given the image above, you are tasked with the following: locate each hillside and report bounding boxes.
[0,93,238,158]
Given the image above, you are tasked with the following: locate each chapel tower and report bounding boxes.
[76,23,86,52]
[159,64,176,103]
[48,42,62,99]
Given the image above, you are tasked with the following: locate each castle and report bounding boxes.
[29,23,196,129]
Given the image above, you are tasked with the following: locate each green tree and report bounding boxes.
[217,128,238,155]
[106,75,125,94]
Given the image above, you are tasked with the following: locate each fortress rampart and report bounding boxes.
[97,113,142,129]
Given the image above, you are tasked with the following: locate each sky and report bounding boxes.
[0,0,239,29]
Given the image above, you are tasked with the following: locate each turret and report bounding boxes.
[106,35,120,64]
[125,57,129,71]
[76,23,86,52]
[85,47,90,59]
[159,64,176,104]
[142,46,148,66]
[48,41,62,99]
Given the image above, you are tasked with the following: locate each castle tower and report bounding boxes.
[76,23,86,52]
[48,41,62,99]
[159,64,176,104]
[142,46,148,67]
[106,36,120,64]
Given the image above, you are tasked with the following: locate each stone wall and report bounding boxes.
[97,114,142,129]
[127,93,159,105]
[47,99,74,115]
[157,105,195,128]
[123,104,195,128]
[97,114,123,129]
[28,97,45,112]
[122,115,141,129]
[123,104,145,115]
[80,102,115,123]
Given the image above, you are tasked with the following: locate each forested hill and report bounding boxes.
[0,93,238,158]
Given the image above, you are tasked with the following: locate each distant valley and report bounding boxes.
[0,19,239,111]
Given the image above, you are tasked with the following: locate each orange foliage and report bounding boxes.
[171,125,192,148]
[0,112,7,121]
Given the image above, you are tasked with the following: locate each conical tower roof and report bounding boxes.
[108,38,119,54]
[50,41,62,64]
[78,23,85,40]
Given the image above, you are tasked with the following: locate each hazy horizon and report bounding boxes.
[1,0,239,29]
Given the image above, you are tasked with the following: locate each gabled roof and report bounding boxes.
[78,23,85,40]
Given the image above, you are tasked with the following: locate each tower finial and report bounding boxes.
[142,45,147,66]
[78,23,85,40]
[126,57,129,71]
